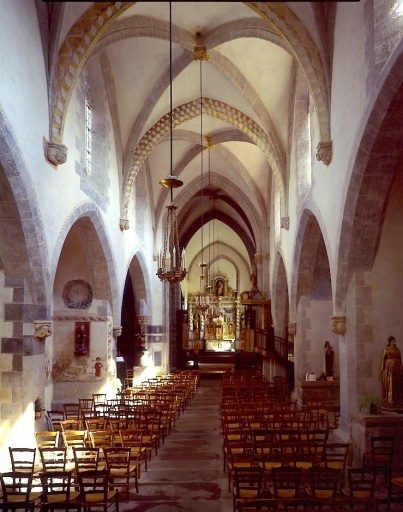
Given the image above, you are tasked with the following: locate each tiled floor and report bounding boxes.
[120,376,232,512]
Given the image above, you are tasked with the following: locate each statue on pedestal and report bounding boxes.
[380,336,403,408]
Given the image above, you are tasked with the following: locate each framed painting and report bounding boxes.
[74,321,90,356]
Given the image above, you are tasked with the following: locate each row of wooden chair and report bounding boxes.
[235,465,382,512]
[221,373,403,511]
[0,468,119,512]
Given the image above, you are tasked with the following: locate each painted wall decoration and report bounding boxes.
[74,321,90,356]
[63,279,93,309]
[52,356,106,382]
[51,316,110,382]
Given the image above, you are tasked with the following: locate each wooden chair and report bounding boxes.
[92,394,108,417]
[63,403,81,422]
[104,447,139,498]
[78,398,94,419]
[223,426,250,473]
[232,466,264,512]
[60,419,82,432]
[88,430,115,464]
[8,447,37,474]
[40,470,80,510]
[0,471,42,511]
[85,416,108,432]
[61,430,87,460]
[35,431,60,449]
[362,435,394,481]
[277,429,301,467]
[124,369,135,389]
[320,442,350,487]
[108,418,128,435]
[386,473,403,511]
[269,466,303,499]
[341,466,376,511]
[77,469,119,512]
[39,447,68,472]
[118,429,147,476]
[135,414,159,461]
[305,466,340,512]
[226,441,255,492]
[46,410,64,434]
[73,447,103,474]
[296,429,328,470]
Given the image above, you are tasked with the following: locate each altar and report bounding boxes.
[205,339,235,352]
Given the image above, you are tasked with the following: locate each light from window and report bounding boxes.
[85,98,92,175]
[391,0,403,17]
[274,189,281,245]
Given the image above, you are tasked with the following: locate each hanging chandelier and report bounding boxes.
[194,33,210,313]
[156,2,186,293]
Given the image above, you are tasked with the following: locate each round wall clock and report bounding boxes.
[63,279,93,309]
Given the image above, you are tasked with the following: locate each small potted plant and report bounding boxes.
[359,391,381,414]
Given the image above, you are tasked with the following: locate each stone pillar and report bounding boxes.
[254,252,270,295]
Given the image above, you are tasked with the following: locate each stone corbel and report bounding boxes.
[281,217,290,230]
[287,322,297,336]
[45,140,68,166]
[316,140,333,166]
[34,320,53,339]
[331,314,346,335]
[120,218,130,231]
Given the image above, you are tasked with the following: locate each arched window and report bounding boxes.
[274,189,281,245]
[84,93,92,176]
[295,70,312,198]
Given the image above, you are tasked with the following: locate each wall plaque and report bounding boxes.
[63,279,93,309]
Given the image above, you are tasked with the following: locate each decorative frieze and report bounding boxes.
[52,316,107,322]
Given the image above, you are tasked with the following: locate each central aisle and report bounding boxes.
[122,377,232,512]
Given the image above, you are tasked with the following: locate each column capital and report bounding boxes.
[113,326,122,338]
[288,322,297,336]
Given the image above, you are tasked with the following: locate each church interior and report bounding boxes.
[0,0,403,505]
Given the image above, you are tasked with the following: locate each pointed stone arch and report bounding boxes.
[50,203,121,324]
[49,2,329,168]
[0,109,49,304]
[334,46,403,314]
[122,98,286,220]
